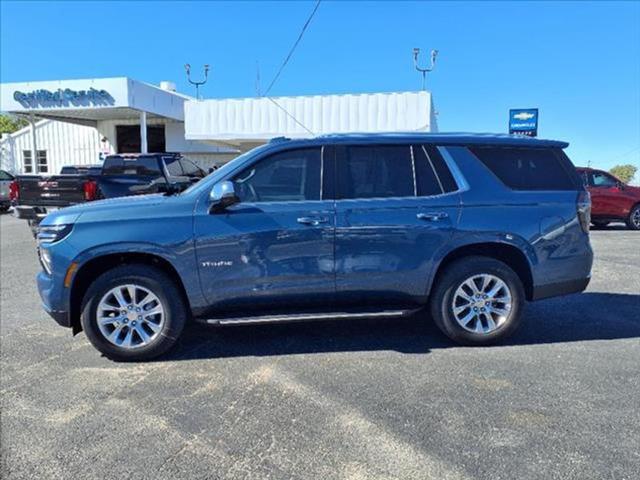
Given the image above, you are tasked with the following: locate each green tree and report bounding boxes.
[609,164,638,184]
[0,114,28,134]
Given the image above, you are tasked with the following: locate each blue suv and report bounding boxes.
[35,134,593,361]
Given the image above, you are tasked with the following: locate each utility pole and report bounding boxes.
[184,64,210,99]
[413,48,438,90]
[255,61,261,97]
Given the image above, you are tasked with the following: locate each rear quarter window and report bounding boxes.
[415,145,459,195]
[102,156,162,176]
[469,147,578,190]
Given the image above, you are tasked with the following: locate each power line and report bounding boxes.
[608,146,640,163]
[266,97,314,135]
[263,0,322,96]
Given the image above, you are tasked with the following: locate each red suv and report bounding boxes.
[576,167,640,230]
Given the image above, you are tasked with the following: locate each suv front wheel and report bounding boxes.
[430,256,525,345]
[80,264,186,361]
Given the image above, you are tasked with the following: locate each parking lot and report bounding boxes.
[0,212,638,480]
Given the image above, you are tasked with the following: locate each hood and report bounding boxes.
[41,194,183,226]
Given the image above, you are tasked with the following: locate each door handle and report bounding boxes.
[417,212,449,221]
[297,216,328,226]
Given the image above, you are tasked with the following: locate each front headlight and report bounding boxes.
[36,224,73,245]
[36,224,73,275]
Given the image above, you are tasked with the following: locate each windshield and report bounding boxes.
[180,144,274,196]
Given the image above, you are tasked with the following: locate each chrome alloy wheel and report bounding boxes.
[632,208,640,228]
[96,284,165,349]
[451,274,512,334]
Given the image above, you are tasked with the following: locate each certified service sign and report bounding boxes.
[509,108,539,137]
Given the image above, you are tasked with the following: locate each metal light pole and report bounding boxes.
[413,48,438,90]
[184,64,210,99]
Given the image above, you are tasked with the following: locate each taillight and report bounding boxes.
[577,190,591,233]
[83,180,98,201]
[9,180,19,201]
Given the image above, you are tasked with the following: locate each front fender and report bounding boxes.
[69,241,207,311]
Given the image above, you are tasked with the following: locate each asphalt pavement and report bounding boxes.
[1,213,639,480]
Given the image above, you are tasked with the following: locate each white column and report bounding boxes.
[140,111,148,154]
[29,113,38,173]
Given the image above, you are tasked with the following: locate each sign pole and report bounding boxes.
[29,113,38,174]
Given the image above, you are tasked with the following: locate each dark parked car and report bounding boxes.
[96,153,206,199]
[11,153,205,228]
[35,133,593,361]
[576,167,640,230]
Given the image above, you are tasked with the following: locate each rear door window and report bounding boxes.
[338,145,414,199]
[179,158,205,177]
[469,147,577,190]
[102,156,162,176]
[165,158,183,176]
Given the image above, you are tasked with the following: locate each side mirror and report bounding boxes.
[617,181,626,190]
[209,181,239,213]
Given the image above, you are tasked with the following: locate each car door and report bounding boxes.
[334,144,460,306]
[589,170,624,217]
[194,147,335,312]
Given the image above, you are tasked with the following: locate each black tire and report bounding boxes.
[80,264,187,361]
[591,221,609,229]
[430,256,525,345]
[626,204,640,230]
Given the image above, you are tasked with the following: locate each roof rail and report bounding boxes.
[269,136,290,144]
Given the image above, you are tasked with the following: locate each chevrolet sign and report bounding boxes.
[509,108,539,137]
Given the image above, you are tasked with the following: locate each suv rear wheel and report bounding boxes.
[627,204,640,230]
[430,256,525,345]
[80,264,186,361]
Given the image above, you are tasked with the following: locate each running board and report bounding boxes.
[204,309,416,326]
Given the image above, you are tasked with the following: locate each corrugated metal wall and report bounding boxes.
[0,120,101,174]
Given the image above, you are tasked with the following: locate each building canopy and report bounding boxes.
[184,91,437,148]
[1,77,187,125]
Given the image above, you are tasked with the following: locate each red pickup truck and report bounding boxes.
[576,167,640,230]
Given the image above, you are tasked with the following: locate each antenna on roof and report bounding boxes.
[184,63,210,99]
[413,48,438,90]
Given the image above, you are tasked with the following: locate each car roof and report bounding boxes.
[269,132,569,149]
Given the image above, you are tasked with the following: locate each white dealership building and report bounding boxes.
[0,77,437,174]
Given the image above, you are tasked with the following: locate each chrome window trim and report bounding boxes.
[409,145,418,196]
[437,146,470,193]
[320,145,325,201]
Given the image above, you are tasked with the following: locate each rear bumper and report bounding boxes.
[531,276,591,301]
[13,205,47,221]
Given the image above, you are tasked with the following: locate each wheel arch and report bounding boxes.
[431,242,534,301]
[69,252,191,334]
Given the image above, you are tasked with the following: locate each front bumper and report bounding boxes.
[37,270,72,327]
